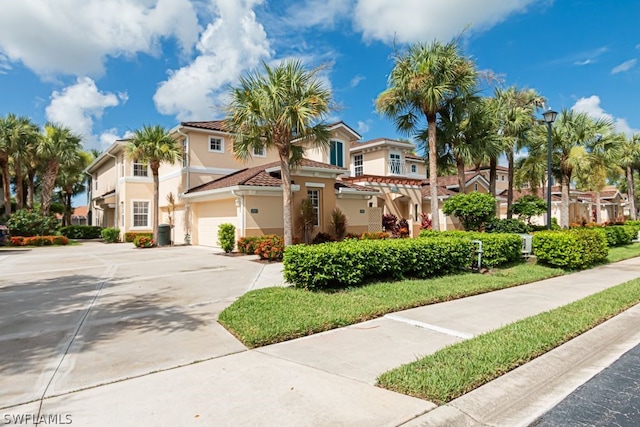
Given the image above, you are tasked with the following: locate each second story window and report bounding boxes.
[329,140,344,167]
[389,153,402,175]
[354,154,363,176]
[133,162,148,177]
[411,164,417,174]
[253,146,266,157]
[209,137,224,153]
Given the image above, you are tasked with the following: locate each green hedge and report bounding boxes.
[60,225,103,239]
[101,227,120,243]
[418,230,523,268]
[532,229,608,270]
[283,237,473,290]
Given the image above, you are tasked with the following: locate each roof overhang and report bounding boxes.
[183,185,300,202]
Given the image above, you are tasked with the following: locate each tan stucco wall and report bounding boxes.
[244,196,284,231]
[358,150,387,176]
[336,198,370,228]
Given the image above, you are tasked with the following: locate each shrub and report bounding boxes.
[10,236,26,246]
[442,192,496,231]
[124,232,153,243]
[344,233,361,240]
[254,235,284,261]
[298,198,316,244]
[217,223,236,253]
[597,225,635,247]
[419,230,523,268]
[6,209,60,237]
[101,227,120,243]
[11,235,69,246]
[60,225,103,239]
[133,235,155,248]
[361,231,389,240]
[312,232,335,244]
[510,195,547,224]
[283,237,473,290]
[420,213,433,230]
[530,217,561,232]
[237,236,261,254]
[382,213,398,234]
[329,208,348,240]
[532,229,608,270]
[485,218,529,234]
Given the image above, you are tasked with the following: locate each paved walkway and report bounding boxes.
[2,248,640,426]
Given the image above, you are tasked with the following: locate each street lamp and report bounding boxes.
[543,108,558,230]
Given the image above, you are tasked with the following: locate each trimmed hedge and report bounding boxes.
[283,237,473,290]
[60,225,103,239]
[10,235,69,246]
[101,227,120,243]
[124,232,153,243]
[419,230,523,268]
[533,229,608,270]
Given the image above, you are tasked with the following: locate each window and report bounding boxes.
[474,183,479,191]
[209,137,224,153]
[354,154,363,176]
[132,201,150,228]
[253,146,266,157]
[411,164,417,174]
[389,153,402,174]
[133,162,148,177]
[329,140,344,167]
[308,190,320,226]
[501,175,505,181]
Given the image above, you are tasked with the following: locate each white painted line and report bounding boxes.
[383,314,474,339]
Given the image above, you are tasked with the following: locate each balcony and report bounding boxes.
[388,159,407,175]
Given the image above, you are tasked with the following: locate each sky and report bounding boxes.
[1,0,639,163]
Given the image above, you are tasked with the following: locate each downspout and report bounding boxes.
[104,151,118,229]
[176,128,190,191]
[176,127,191,240]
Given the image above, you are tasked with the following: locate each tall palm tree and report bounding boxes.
[224,60,332,246]
[490,87,545,217]
[0,115,16,216]
[619,133,640,220]
[56,150,92,225]
[10,116,40,210]
[376,39,477,230]
[38,123,83,215]
[125,125,181,244]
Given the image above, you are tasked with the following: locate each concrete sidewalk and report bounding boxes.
[4,257,640,426]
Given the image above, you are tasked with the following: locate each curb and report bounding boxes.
[401,304,640,426]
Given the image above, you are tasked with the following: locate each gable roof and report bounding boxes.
[350,138,417,151]
[180,121,226,132]
[498,188,562,202]
[423,172,489,189]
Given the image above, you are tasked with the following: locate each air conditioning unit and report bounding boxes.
[519,234,533,257]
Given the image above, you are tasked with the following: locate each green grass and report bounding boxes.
[219,244,640,348]
[377,277,640,404]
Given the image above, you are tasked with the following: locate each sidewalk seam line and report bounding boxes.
[384,314,474,339]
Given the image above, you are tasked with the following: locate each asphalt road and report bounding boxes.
[531,343,640,427]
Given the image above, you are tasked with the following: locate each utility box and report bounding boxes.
[158,224,172,246]
[519,234,533,257]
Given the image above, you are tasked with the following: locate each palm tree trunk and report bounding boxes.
[456,156,466,194]
[627,165,637,220]
[489,157,497,197]
[14,158,24,210]
[64,185,73,226]
[595,191,602,224]
[27,168,36,209]
[152,167,160,245]
[41,159,59,216]
[428,114,440,231]
[279,151,294,246]
[561,174,570,228]
[0,159,10,216]
[506,149,515,219]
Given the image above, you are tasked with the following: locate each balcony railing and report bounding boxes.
[388,159,407,175]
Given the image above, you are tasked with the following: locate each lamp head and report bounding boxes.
[542,108,558,124]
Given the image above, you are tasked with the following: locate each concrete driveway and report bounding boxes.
[0,242,263,409]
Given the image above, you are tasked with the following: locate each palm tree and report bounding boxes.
[619,133,640,220]
[376,39,477,230]
[125,125,181,244]
[10,116,40,210]
[38,123,83,215]
[224,60,332,246]
[56,150,92,225]
[0,115,16,216]
[490,87,545,217]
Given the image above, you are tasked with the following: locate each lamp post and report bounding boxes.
[543,108,558,229]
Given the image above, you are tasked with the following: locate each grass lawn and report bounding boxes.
[218,243,640,348]
[377,277,640,404]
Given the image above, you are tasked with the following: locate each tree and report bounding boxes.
[225,59,332,246]
[37,123,83,215]
[125,125,181,244]
[0,114,16,216]
[442,192,496,231]
[510,195,547,225]
[618,133,640,220]
[489,87,544,216]
[376,39,477,230]
[56,150,92,225]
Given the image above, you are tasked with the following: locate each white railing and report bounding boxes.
[388,159,407,175]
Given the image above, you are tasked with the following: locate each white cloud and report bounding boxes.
[353,0,538,44]
[350,75,365,88]
[153,0,272,121]
[284,0,354,29]
[357,120,371,134]
[611,59,637,74]
[99,128,135,148]
[0,0,200,76]
[45,77,126,147]
[571,95,639,136]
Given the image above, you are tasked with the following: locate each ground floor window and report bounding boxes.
[308,190,320,226]
[133,201,150,228]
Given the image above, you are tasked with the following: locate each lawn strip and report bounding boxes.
[376,277,640,404]
[219,244,640,348]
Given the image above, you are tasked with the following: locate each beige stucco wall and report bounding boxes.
[336,198,370,228]
[406,159,427,178]
[244,195,284,232]
[358,150,387,176]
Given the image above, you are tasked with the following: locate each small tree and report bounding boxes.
[329,207,348,240]
[510,195,547,225]
[298,198,316,244]
[443,192,496,231]
[217,223,236,253]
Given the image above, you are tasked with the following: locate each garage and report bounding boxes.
[194,199,239,247]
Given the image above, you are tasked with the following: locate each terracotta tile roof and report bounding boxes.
[577,190,621,202]
[334,181,379,192]
[181,120,226,131]
[187,159,346,193]
[341,174,424,186]
[423,172,482,187]
[405,154,425,161]
[465,164,509,173]
[421,185,458,198]
[72,206,88,217]
[498,188,562,202]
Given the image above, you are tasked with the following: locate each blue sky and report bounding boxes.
[1,0,639,156]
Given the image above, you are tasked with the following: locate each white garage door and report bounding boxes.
[196,201,239,247]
